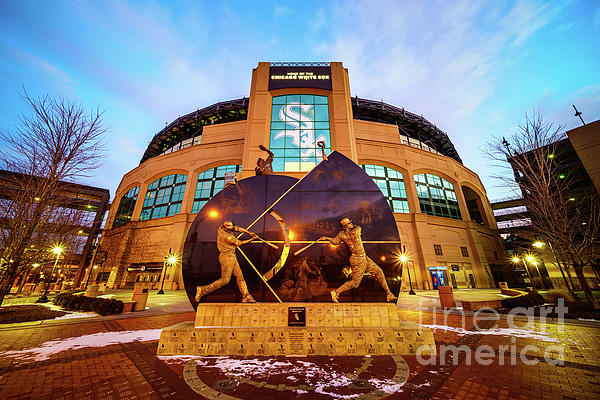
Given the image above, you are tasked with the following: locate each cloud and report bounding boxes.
[318,0,569,128]
[0,41,73,95]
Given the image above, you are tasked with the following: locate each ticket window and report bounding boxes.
[430,270,447,289]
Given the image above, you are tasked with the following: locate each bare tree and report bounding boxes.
[487,113,600,309]
[0,90,107,306]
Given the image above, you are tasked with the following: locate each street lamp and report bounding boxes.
[157,248,178,294]
[37,245,64,303]
[513,254,538,291]
[399,245,416,295]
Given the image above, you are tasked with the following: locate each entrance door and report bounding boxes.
[469,274,476,288]
[430,270,439,289]
[430,270,447,289]
[450,273,457,289]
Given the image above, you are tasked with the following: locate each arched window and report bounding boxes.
[192,165,241,213]
[112,186,139,228]
[140,174,187,220]
[269,94,331,172]
[361,164,410,213]
[414,173,461,219]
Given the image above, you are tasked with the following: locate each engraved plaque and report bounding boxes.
[288,331,305,355]
[288,306,306,327]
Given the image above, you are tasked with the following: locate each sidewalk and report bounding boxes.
[1,292,599,399]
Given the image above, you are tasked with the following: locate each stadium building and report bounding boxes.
[100,62,504,292]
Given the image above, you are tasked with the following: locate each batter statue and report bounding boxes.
[320,218,398,303]
[195,221,258,303]
[255,144,274,176]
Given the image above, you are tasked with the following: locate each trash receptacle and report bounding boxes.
[132,284,149,311]
[438,286,455,309]
[85,284,99,298]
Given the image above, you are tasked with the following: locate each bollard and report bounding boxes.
[132,283,150,311]
[438,286,456,309]
[85,284,99,298]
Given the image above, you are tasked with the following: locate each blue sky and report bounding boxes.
[1,0,599,201]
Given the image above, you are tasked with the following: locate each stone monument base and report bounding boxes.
[157,303,435,357]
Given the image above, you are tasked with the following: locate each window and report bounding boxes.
[140,174,187,220]
[360,164,410,213]
[112,186,140,228]
[414,173,462,219]
[460,246,469,257]
[434,244,443,256]
[192,165,241,213]
[269,95,331,172]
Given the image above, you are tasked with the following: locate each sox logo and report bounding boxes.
[273,102,327,161]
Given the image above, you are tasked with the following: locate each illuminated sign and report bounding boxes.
[428,266,447,270]
[269,66,332,90]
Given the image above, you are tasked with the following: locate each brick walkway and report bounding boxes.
[0,309,598,399]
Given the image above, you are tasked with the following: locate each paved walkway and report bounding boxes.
[0,290,599,399]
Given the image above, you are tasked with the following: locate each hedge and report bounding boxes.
[53,293,124,315]
[501,292,545,309]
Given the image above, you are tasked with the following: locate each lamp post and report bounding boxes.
[157,248,176,295]
[400,245,416,295]
[513,255,537,291]
[37,245,64,303]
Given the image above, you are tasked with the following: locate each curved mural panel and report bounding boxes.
[182,151,402,308]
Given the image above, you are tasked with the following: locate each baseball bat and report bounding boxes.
[293,239,325,256]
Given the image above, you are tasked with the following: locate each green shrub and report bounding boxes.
[501,292,544,309]
[542,289,575,304]
[52,294,123,315]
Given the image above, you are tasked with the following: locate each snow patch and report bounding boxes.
[422,324,560,343]
[0,329,162,361]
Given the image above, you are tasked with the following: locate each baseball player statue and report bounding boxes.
[319,217,398,303]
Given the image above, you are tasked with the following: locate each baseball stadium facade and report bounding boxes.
[98,62,504,292]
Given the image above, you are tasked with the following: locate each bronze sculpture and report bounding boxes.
[195,221,258,303]
[255,144,274,175]
[320,217,398,303]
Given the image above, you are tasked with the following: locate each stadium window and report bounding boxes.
[269,95,331,172]
[140,174,187,220]
[414,173,462,219]
[460,246,469,257]
[192,165,241,213]
[112,186,140,228]
[360,164,410,213]
[434,244,443,256]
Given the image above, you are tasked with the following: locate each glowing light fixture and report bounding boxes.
[558,174,566,179]
[289,231,295,240]
[569,197,575,201]
[167,253,179,265]
[532,241,544,248]
[547,154,554,159]
[399,254,408,263]
[32,263,40,268]
[209,210,219,218]
[34,197,40,202]
[511,256,520,263]
[380,255,386,262]
[52,246,64,255]
[525,255,535,263]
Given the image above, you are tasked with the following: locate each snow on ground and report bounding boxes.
[160,356,406,398]
[0,329,162,361]
[422,324,560,343]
